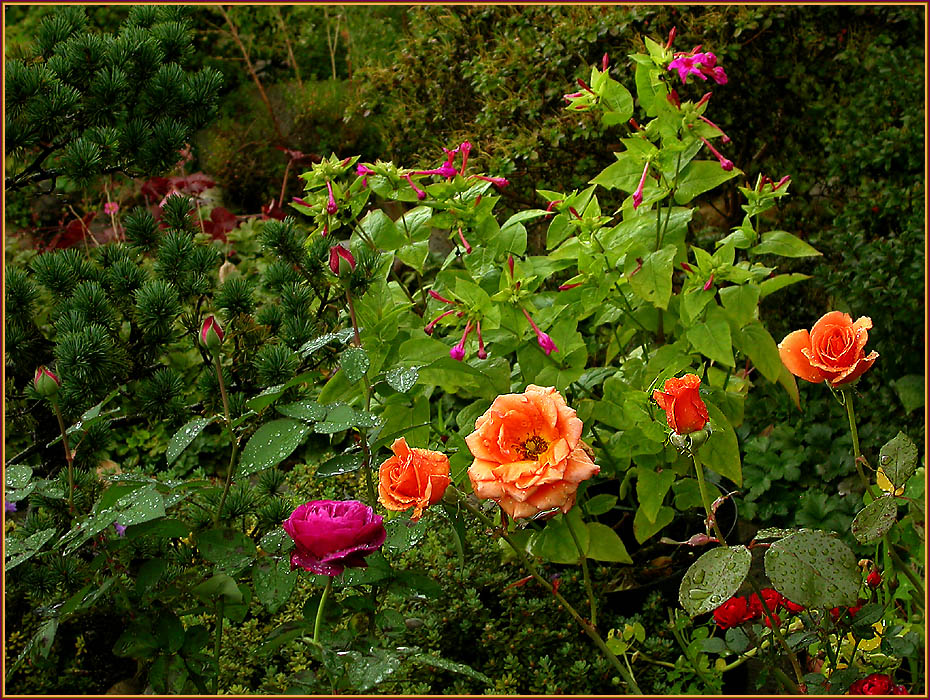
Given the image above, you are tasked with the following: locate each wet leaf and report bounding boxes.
[679,545,751,615]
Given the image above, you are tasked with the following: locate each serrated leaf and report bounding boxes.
[238,419,311,477]
[384,366,419,392]
[679,545,751,615]
[764,530,859,608]
[340,346,370,383]
[851,496,898,544]
[315,452,364,477]
[166,417,214,465]
[877,432,918,490]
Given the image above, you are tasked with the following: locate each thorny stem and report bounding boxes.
[692,452,727,546]
[747,576,804,688]
[564,513,597,628]
[451,488,643,694]
[213,354,238,526]
[313,576,333,645]
[52,399,75,513]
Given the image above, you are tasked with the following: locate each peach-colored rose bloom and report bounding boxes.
[378,438,450,522]
[465,385,599,519]
[778,311,878,387]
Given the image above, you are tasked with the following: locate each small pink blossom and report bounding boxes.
[428,289,456,305]
[476,320,488,360]
[450,321,473,361]
[457,227,472,254]
[404,173,427,200]
[325,181,338,215]
[697,135,733,171]
[470,175,509,188]
[698,115,731,143]
[104,201,119,215]
[633,161,650,209]
[521,308,558,356]
[425,308,456,336]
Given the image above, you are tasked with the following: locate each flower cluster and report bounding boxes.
[712,588,805,630]
[667,47,728,85]
[848,674,909,695]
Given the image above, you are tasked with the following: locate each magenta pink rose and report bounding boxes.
[283,500,386,576]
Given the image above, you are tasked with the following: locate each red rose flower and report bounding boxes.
[713,596,752,630]
[653,373,710,435]
[848,673,894,695]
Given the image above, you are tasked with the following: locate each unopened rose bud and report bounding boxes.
[866,570,882,588]
[34,366,61,397]
[328,245,356,278]
[200,315,224,351]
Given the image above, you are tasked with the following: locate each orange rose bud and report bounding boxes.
[465,385,599,520]
[653,373,710,435]
[778,311,878,387]
[378,438,450,522]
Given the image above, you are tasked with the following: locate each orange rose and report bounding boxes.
[378,438,450,522]
[652,373,709,435]
[778,311,878,387]
[465,385,599,520]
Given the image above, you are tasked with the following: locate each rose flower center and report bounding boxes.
[518,435,549,460]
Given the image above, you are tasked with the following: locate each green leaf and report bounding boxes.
[196,528,256,573]
[680,289,715,325]
[764,531,859,608]
[759,273,811,299]
[633,505,675,544]
[384,366,419,392]
[630,244,677,309]
[135,558,167,596]
[238,419,311,477]
[398,205,433,242]
[533,509,589,564]
[736,322,783,383]
[750,230,821,258]
[191,573,243,604]
[878,432,919,489]
[697,400,742,486]
[586,522,633,563]
[5,464,33,490]
[590,153,644,192]
[257,622,309,657]
[383,518,429,555]
[5,528,56,571]
[851,496,898,544]
[315,452,364,477]
[718,284,760,327]
[259,528,293,556]
[636,467,676,523]
[584,493,618,516]
[409,652,492,685]
[314,403,378,433]
[891,375,925,414]
[359,209,405,250]
[344,648,402,692]
[674,161,741,204]
[679,545,752,615]
[340,346,370,383]
[276,399,326,422]
[252,558,297,614]
[396,241,430,273]
[166,417,214,465]
[686,305,735,366]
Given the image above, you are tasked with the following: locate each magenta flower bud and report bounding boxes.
[428,289,456,305]
[633,161,650,209]
[200,315,224,351]
[602,53,609,72]
[545,199,562,213]
[558,282,583,291]
[521,308,558,356]
[698,115,731,143]
[476,320,488,360]
[104,201,119,215]
[459,141,472,173]
[563,91,584,102]
[758,175,772,192]
[357,163,375,177]
[666,27,677,49]
[457,227,472,254]
[325,181,338,215]
[508,255,515,279]
[425,308,456,336]
[470,175,509,188]
[34,366,61,397]
[696,92,713,109]
[449,321,472,361]
[569,206,582,220]
[328,245,356,277]
[698,135,734,171]
[773,175,791,191]
[681,262,694,272]
[710,66,728,85]
[292,196,312,208]
[667,89,681,109]
[577,77,595,96]
[703,273,715,291]
[403,173,427,200]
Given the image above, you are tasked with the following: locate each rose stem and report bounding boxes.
[213,353,239,527]
[691,451,727,546]
[842,390,925,605]
[450,488,643,694]
[52,398,75,513]
[564,513,597,628]
[747,576,805,688]
[212,599,225,694]
[313,577,334,645]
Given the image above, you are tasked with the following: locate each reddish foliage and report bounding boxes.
[200,207,239,242]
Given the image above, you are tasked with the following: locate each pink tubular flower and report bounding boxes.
[698,135,733,171]
[357,163,375,176]
[522,308,558,356]
[698,115,731,143]
[470,175,509,188]
[703,273,715,291]
[429,289,456,305]
[773,174,791,191]
[665,27,677,50]
[404,173,427,200]
[476,320,488,359]
[633,161,650,209]
[508,255,515,279]
[104,201,119,215]
[292,196,312,208]
[459,141,472,173]
[325,181,338,215]
[425,308,456,336]
[602,53,609,72]
[559,282,583,291]
[457,227,472,254]
[668,50,728,86]
[563,91,584,102]
[450,321,473,361]
[695,92,712,109]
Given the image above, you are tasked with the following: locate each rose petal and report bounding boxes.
[779,329,828,383]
